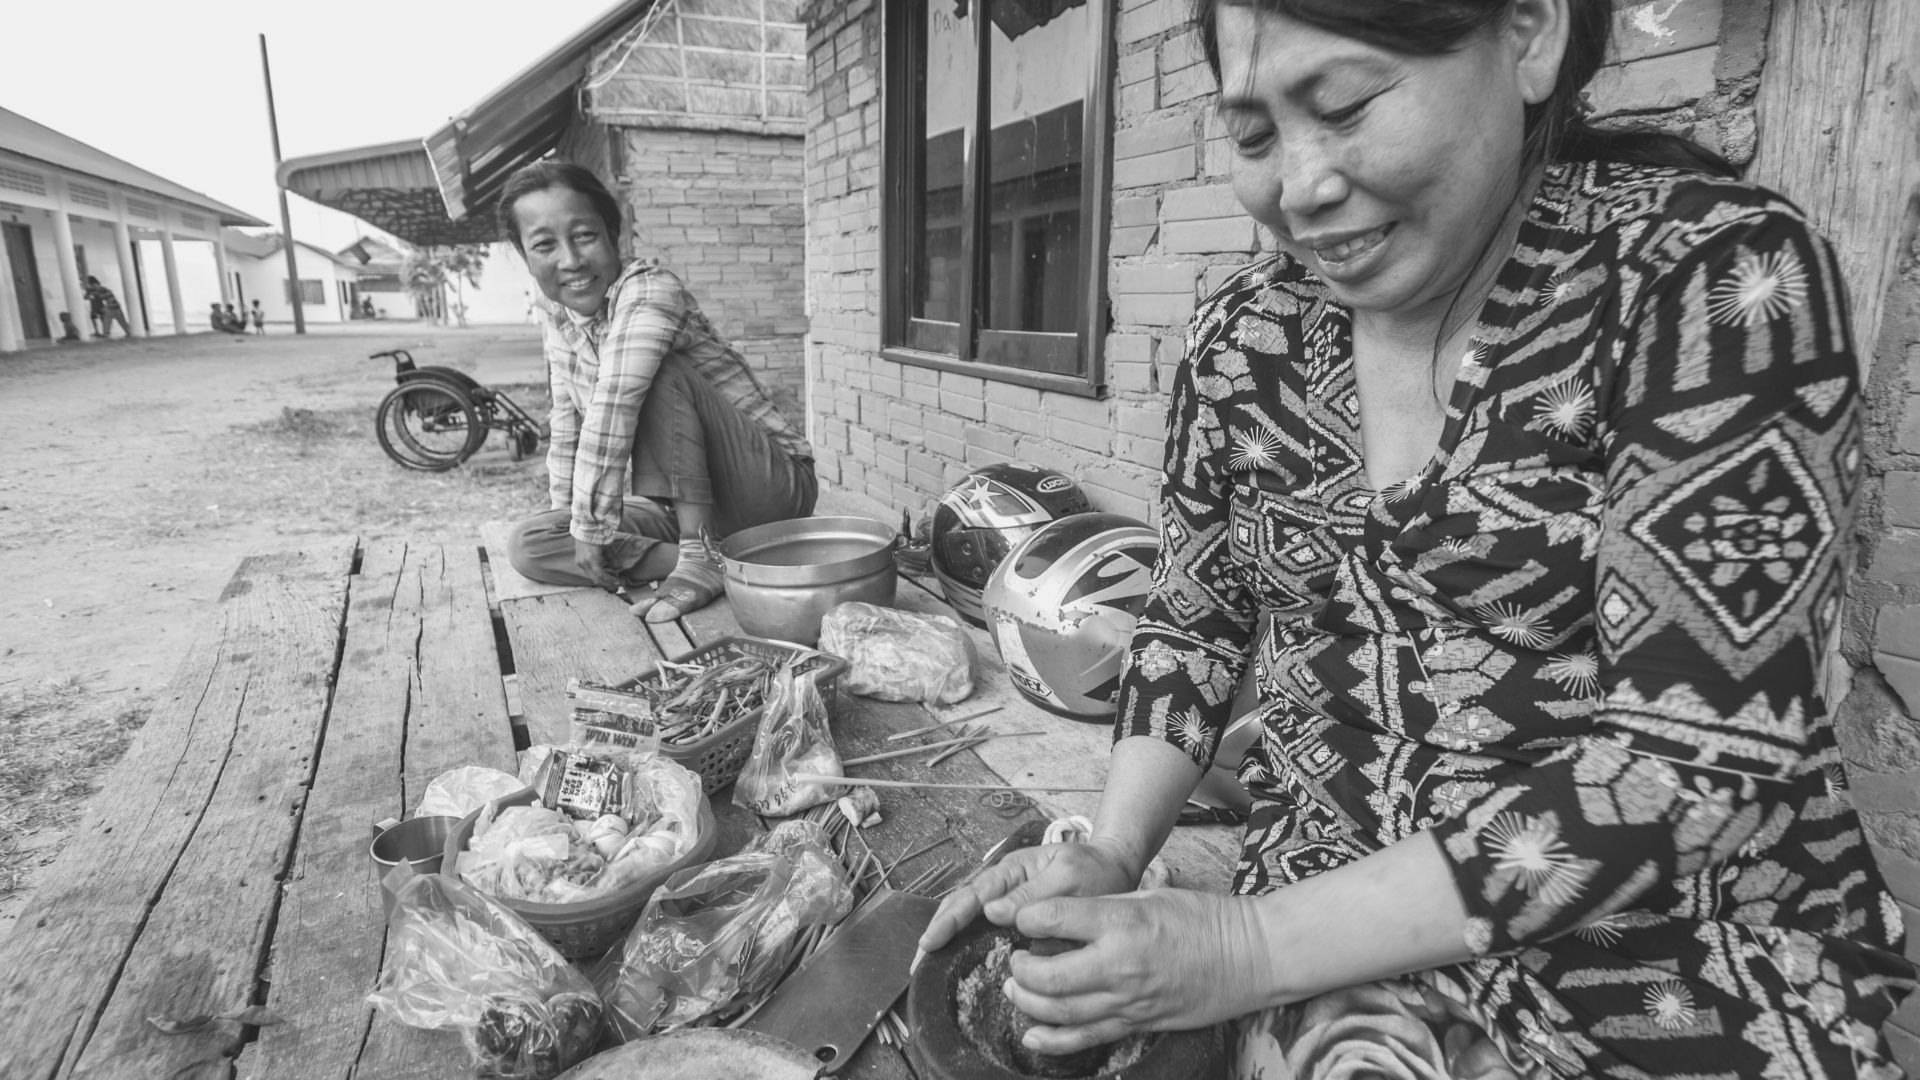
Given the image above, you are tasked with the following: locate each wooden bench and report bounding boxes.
[0,538,1236,1079]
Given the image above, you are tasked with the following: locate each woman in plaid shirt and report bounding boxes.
[500,162,816,621]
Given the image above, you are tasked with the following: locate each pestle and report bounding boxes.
[1004,937,1111,1079]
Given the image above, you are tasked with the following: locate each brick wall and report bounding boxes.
[613,126,808,417]
[803,0,1765,525]
[559,0,811,420]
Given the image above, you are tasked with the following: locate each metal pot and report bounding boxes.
[719,516,899,646]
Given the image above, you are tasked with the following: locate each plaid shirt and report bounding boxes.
[544,260,811,544]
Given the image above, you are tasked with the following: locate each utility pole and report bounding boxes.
[259,33,305,334]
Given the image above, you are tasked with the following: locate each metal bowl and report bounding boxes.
[719,516,899,645]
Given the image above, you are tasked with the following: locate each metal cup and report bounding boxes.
[369,815,459,917]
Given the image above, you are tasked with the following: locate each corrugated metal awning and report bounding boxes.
[276,140,497,246]
[0,105,268,226]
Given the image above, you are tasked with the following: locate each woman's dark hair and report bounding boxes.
[1193,0,1735,177]
[496,160,624,254]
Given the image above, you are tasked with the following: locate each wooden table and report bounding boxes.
[0,538,1234,1080]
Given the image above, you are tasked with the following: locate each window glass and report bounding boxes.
[912,2,974,325]
[983,0,1087,334]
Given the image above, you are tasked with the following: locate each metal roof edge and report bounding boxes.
[422,0,654,218]
[275,138,430,189]
[0,106,269,227]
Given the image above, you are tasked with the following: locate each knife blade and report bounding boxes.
[742,887,940,1075]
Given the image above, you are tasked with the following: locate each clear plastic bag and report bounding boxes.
[733,661,845,817]
[367,868,603,1079]
[817,601,976,705]
[597,820,853,1039]
[460,757,707,904]
[417,767,526,819]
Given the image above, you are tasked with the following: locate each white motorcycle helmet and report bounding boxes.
[982,512,1158,722]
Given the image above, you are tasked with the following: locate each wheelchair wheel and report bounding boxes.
[376,382,485,471]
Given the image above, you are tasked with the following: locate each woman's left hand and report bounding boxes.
[1004,887,1277,1056]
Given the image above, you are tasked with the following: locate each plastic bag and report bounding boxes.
[818,602,976,705]
[597,820,853,1039]
[461,757,706,904]
[733,662,844,817]
[367,868,602,1079]
[417,767,527,820]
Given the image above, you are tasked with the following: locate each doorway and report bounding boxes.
[3,222,50,340]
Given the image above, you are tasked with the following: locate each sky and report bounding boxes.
[1,0,618,251]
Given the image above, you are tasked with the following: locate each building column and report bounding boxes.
[212,236,232,305]
[159,229,186,335]
[111,219,144,338]
[50,209,85,330]
[0,226,21,352]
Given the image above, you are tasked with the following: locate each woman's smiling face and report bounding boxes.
[1215,3,1560,324]
[512,185,622,316]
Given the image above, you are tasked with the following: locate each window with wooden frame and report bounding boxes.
[881,0,1115,397]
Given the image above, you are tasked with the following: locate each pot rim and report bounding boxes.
[720,516,899,587]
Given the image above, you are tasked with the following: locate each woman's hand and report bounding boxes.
[1003,889,1277,1056]
[917,839,1137,955]
[573,538,619,589]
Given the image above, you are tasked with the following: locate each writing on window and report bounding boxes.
[884,0,1112,390]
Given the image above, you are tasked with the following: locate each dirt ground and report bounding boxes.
[0,323,554,933]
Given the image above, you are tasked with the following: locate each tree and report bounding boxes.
[405,245,488,325]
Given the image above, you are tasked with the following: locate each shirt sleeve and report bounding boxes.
[568,271,690,545]
[1429,202,1860,954]
[543,320,582,513]
[1113,305,1262,769]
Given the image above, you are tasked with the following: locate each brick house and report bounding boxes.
[803,0,1920,1061]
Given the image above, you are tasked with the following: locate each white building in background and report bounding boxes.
[149,231,365,329]
[0,105,267,350]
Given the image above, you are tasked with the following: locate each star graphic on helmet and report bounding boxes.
[963,477,1001,512]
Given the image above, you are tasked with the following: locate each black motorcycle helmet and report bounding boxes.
[929,463,1092,628]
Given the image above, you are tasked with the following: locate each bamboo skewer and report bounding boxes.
[888,704,1004,742]
[841,729,1046,768]
[794,773,1103,793]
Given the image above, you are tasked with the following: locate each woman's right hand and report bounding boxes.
[917,838,1138,955]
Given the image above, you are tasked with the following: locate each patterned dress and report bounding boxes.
[1116,161,1915,1078]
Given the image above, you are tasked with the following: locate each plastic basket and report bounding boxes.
[441,786,718,959]
[623,636,849,796]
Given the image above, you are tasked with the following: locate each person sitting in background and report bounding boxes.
[208,302,233,333]
[499,160,816,623]
[56,311,82,342]
[224,303,244,332]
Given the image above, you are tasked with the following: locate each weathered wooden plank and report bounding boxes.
[678,592,742,648]
[245,542,520,1080]
[497,590,667,747]
[1750,0,1920,364]
[0,542,356,1080]
[352,544,526,1078]
[242,541,414,1080]
[405,544,519,802]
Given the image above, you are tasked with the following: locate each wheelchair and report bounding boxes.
[372,349,546,471]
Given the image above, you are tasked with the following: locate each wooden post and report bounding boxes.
[260,34,306,335]
[159,228,186,334]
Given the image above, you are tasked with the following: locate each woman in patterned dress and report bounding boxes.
[919,1,1915,1077]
